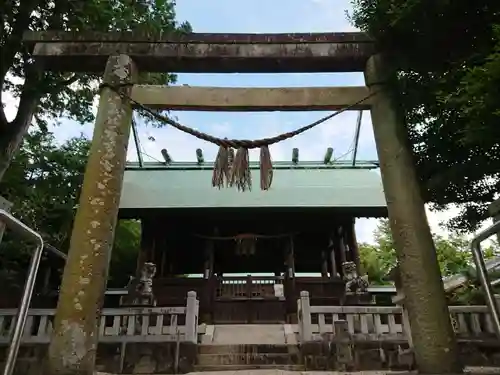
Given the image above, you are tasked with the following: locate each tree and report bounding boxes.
[0,0,190,181]
[360,219,500,303]
[358,220,396,284]
[0,130,140,294]
[349,0,500,232]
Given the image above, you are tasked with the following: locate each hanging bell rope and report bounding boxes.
[99,83,377,191]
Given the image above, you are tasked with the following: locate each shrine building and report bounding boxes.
[118,154,387,323]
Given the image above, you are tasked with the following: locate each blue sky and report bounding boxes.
[2,0,467,243]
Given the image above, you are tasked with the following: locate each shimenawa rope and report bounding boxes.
[99,83,376,191]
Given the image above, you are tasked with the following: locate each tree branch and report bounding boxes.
[11,60,43,134]
[0,0,42,135]
[0,85,8,133]
[58,74,79,87]
[0,0,41,78]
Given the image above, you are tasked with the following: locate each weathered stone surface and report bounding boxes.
[43,54,137,375]
[365,54,461,373]
[300,340,500,371]
[1,342,197,374]
[196,343,301,370]
[26,32,375,73]
[122,342,197,374]
[23,31,373,44]
[2,340,500,373]
[130,85,372,111]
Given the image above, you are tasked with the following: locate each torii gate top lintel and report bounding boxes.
[22,30,375,73]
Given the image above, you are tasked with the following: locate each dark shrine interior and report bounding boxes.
[133,207,380,275]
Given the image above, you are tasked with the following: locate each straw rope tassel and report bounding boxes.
[99,82,377,192]
[212,144,229,189]
[230,148,251,191]
[260,145,273,190]
[228,147,235,187]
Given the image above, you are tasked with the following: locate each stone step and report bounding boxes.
[197,352,300,367]
[197,343,301,371]
[211,324,286,345]
[193,364,305,372]
[198,344,297,355]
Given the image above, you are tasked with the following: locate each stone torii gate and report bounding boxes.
[22,31,461,375]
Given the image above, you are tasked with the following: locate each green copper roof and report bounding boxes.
[119,161,387,215]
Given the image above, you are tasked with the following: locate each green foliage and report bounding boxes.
[349,0,500,232]
[109,219,141,288]
[0,131,139,290]
[360,219,500,304]
[0,0,190,179]
[0,0,189,285]
[359,220,396,284]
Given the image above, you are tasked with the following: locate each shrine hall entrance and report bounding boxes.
[135,208,379,324]
[212,275,287,324]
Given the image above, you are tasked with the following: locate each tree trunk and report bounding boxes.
[0,67,42,182]
[0,120,32,181]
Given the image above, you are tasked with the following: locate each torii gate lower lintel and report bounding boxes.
[22,31,461,375]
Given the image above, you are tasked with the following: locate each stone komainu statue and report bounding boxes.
[121,262,157,307]
[120,263,157,335]
[343,261,369,295]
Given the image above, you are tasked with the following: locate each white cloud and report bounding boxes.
[2,76,22,122]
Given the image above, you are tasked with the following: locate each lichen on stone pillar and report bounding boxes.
[364,53,462,373]
[43,54,137,375]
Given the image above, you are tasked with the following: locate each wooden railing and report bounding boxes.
[449,305,497,338]
[0,291,199,345]
[216,276,284,299]
[297,290,497,343]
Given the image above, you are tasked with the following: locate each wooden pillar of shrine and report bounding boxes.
[336,226,347,277]
[328,237,338,279]
[204,239,214,279]
[284,235,296,322]
[136,217,156,277]
[321,250,329,279]
[202,231,217,323]
[345,218,361,274]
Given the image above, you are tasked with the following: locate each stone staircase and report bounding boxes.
[195,324,303,371]
[195,344,303,371]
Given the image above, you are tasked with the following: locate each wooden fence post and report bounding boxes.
[300,291,312,341]
[185,291,198,343]
[297,296,303,340]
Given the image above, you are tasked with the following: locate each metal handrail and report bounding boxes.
[470,220,500,338]
[0,209,45,375]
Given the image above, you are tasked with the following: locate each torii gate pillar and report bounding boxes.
[365,54,462,374]
[43,55,136,375]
